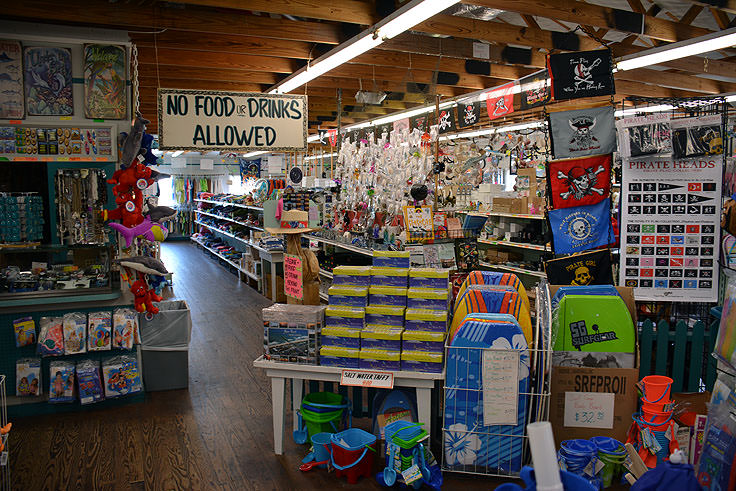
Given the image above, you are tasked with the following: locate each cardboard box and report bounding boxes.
[549,366,639,443]
[549,285,639,443]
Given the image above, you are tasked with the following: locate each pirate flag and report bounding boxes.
[548,199,612,254]
[616,113,672,158]
[485,82,516,120]
[456,101,481,128]
[544,249,614,286]
[548,105,616,159]
[548,49,615,101]
[393,118,410,133]
[671,114,723,159]
[410,114,429,132]
[437,107,457,134]
[548,154,612,209]
[519,71,550,110]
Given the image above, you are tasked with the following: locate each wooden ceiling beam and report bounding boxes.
[158,0,377,25]
[327,64,506,91]
[129,31,315,60]
[137,78,265,93]
[137,66,280,85]
[680,5,704,25]
[615,68,730,94]
[135,47,297,73]
[0,0,342,44]
[684,0,736,16]
[466,0,713,43]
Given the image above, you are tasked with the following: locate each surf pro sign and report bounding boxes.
[158,88,307,151]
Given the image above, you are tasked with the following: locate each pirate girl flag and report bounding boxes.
[548,154,612,208]
[485,82,516,120]
[548,49,615,101]
[548,105,616,159]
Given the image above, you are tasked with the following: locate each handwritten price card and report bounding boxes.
[564,392,614,429]
[482,349,520,426]
[284,254,303,299]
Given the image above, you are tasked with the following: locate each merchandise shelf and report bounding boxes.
[318,269,333,280]
[195,210,264,231]
[465,211,546,220]
[479,261,547,278]
[304,235,374,257]
[194,220,282,259]
[194,198,264,211]
[190,237,259,281]
[477,238,547,251]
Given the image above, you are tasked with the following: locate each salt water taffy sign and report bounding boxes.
[157,88,307,151]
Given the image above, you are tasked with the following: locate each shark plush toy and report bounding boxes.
[120,113,150,168]
[108,216,168,248]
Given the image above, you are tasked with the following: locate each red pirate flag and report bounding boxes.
[485,82,516,120]
[548,154,612,209]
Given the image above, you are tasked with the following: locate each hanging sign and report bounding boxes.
[619,155,721,302]
[284,253,303,299]
[158,88,307,151]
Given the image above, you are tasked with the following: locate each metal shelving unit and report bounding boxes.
[304,234,374,257]
[193,198,264,212]
[194,210,264,231]
[479,261,547,278]
[477,238,547,251]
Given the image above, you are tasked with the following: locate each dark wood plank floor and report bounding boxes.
[8,242,514,490]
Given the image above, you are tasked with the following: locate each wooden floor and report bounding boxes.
[8,242,514,490]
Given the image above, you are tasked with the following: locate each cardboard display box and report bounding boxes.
[548,286,640,443]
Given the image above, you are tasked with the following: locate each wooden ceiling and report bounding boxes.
[3,0,736,136]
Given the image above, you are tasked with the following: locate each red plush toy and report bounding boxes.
[130,278,160,314]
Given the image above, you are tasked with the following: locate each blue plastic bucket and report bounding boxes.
[311,432,333,469]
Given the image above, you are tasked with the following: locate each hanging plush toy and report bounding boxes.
[108,216,169,248]
[130,276,161,314]
[119,113,150,168]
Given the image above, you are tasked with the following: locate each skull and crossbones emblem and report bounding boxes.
[573,57,602,90]
[463,104,477,125]
[493,96,508,116]
[438,110,453,131]
[568,116,599,151]
[572,266,592,285]
[558,165,606,200]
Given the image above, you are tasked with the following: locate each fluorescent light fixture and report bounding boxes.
[243,151,268,158]
[725,94,736,102]
[616,27,736,72]
[614,104,675,117]
[170,150,184,157]
[370,100,455,126]
[304,153,338,161]
[439,120,545,141]
[307,134,321,143]
[268,0,460,94]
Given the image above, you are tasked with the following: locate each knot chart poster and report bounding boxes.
[619,156,721,301]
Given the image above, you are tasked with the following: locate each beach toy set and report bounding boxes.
[627,375,679,468]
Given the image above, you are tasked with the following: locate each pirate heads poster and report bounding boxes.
[549,105,616,159]
[548,49,615,101]
[456,101,481,128]
[485,82,515,120]
[549,154,612,208]
[620,155,722,302]
[548,199,612,254]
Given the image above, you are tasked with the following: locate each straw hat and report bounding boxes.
[266,209,319,234]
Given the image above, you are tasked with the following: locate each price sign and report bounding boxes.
[482,349,519,426]
[284,253,303,299]
[340,369,394,389]
[404,205,434,242]
[564,392,614,429]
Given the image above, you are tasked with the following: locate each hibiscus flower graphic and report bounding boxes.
[444,423,482,466]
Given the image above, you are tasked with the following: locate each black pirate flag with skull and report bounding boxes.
[548,49,615,101]
[437,107,456,134]
[548,106,616,160]
[456,101,481,128]
[544,249,614,286]
[548,154,612,209]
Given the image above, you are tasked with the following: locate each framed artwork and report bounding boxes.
[83,44,127,119]
[0,40,24,119]
[24,46,73,116]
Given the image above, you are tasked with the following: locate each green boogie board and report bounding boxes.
[553,295,635,353]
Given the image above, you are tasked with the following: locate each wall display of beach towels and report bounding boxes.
[0,39,24,119]
[24,46,74,116]
[83,44,127,119]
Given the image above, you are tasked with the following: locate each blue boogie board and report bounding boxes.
[444,317,530,474]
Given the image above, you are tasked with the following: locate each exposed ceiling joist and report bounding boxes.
[135,47,297,73]
[467,0,714,43]
[686,0,736,16]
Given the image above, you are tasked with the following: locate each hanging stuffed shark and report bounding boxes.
[108,216,168,248]
[144,199,177,223]
[120,112,150,168]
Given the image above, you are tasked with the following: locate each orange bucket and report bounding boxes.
[641,375,672,405]
[640,406,673,426]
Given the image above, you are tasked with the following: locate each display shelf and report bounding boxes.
[304,235,373,257]
[465,211,546,220]
[479,261,547,278]
[318,269,333,280]
[190,237,258,280]
[319,291,329,302]
[194,198,264,211]
[477,238,547,251]
[195,221,283,260]
[195,210,264,231]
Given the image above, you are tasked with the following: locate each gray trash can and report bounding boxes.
[139,300,192,391]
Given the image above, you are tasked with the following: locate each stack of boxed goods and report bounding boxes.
[402,268,449,373]
[262,304,326,364]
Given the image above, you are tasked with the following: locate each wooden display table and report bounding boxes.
[253,356,444,455]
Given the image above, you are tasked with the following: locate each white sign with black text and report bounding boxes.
[340,369,395,389]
